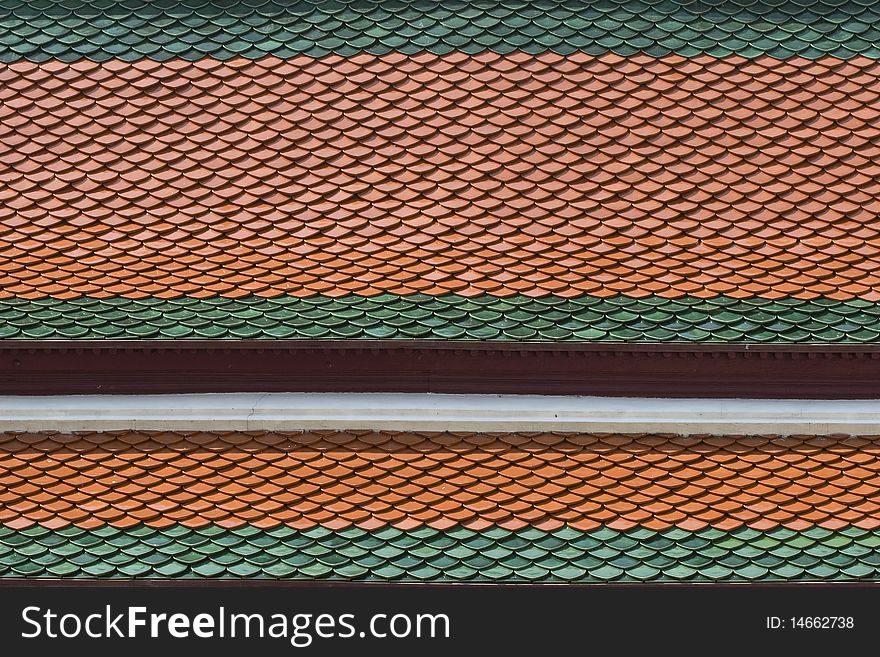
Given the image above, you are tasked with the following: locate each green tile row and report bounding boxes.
[1,294,879,342]
[1,0,880,61]
[1,524,879,581]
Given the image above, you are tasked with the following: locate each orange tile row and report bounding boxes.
[2,52,880,299]
[2,430,879,531]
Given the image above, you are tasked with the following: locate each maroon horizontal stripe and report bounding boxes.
[1,341,879,398]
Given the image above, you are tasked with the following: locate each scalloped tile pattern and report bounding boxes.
[3,431,879,531]
[1,524,879,581]
[2,295,879,341]
[2,0,880,62]
[3,53,880,301]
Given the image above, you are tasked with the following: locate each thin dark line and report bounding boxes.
[0,579,876,589]
[2,339,880,353]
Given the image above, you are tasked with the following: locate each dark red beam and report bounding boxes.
[0,341,879,398]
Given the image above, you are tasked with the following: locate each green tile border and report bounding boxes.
[1,524,879,581]
[1,294,879,342]
[1,0,880,62]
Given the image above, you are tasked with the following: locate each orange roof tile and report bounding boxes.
[1,430,879,531]
[1,53,880,300]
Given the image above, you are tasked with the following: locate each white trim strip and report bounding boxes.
[0,393,878,435]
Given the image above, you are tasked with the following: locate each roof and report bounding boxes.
[1,0,879,61]
[1,22,880,345]
[1,430,879,581]
[2,0,880,586]
[5,524,878,581]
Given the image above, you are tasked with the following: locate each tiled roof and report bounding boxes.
[3,53,880,301]
[2,295,880,341]
[1,430,879,581]
[2,52,880,342]
[4,430,877,531]
[1,0,880,61]
[3,0,880,585]
[3,524,879,581]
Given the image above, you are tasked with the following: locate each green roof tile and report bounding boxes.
[2,294,879,343]
[0,0,879,61]
[2,524,879,582]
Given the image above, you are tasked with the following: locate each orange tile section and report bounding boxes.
[1,53,880,300]
[1,431,879,531]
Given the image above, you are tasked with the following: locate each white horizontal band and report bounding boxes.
[0,393,878,435]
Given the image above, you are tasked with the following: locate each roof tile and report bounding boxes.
[1,430,878,532]
[1,53,880,306]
